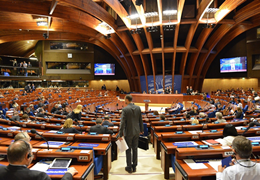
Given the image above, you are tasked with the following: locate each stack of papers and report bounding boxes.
[30,162,49,172]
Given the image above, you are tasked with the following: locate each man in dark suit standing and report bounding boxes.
[0,140,77,180]
[89,118,113,134]
[118,94,144,173]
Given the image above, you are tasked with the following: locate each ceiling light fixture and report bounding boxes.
[37,21,48,26]
[96,21,115,35]
[127,14,140,20]
[205,8,219,13]
[144,11,158,17]
[163,10,177,16]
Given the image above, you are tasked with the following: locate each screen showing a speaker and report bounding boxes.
[94,63,115,75]
[220,57,247,73]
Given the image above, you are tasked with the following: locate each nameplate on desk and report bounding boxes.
[102,137,108,141]
[79,156,89,160]
[78,143,99,147]
[143,100,150,103]
[192,135,199,139]
[66,136,73,141]
[8,121,11,125]
[256,131,260,134]
[7,133,13,137]
[41,125,45,129]
[223,151,233,157]
[22,124,27,127]
[169,122,173,125]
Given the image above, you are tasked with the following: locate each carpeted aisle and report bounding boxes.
[97,144,175,180]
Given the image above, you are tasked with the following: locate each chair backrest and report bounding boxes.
[143,123,148,136]
[243,105,248,113]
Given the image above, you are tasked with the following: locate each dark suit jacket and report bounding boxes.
[89,124,113,134]
[71,111,81,120]
[11,115,20,121]
[102,120,114,127]
[60,127,80,134]
[36,113,45,118]
[0,164,72,180]
[38,102,44,108]
[119,103,144,137]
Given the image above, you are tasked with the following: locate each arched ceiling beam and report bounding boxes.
[132,0,157,91]
[132,34,150,92]
[194,0,260,90]
[157,0,165,89]
[179,0,213,80]
[172,0,185,90]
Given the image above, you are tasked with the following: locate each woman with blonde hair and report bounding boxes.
[60,118,80,133]
[72,104,82,120]
[191,118,199,125]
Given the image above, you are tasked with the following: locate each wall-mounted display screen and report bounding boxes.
[94,63,115,75]
[220,57,247,73]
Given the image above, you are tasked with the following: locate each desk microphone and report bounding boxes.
[242,121,260,136]
[74,119,82,134]
[30,129,49,150]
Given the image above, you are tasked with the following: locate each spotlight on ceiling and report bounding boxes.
[135,0,143,6]
[163,24,175,31]
[146,26,159,33]
[104,34,111,39]
[130,28,142,34]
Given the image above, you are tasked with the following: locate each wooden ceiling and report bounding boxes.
[0,0,260,92]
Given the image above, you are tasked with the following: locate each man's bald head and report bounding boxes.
[7,140,32,164]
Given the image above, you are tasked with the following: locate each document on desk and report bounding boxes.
[208,160,221,171]
[30,162,50,172]
[40,141,65,147]
[183,159,208,170]
[188,130,202,134]
[116,137,128,153]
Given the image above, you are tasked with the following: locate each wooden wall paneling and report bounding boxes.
[89,80,130,92]
[172,0,185,91]
[202,78,259,93]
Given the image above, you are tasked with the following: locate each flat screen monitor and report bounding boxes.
[94,63,115,75]
[220,57,247,73]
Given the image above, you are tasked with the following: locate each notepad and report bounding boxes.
[183,159,208,170]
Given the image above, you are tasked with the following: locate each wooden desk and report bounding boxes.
[131,94,183,104]
[71,142,112,180]
[160,141,204,179]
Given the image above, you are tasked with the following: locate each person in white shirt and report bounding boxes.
[217,136,260,180]
[215,124,238,146]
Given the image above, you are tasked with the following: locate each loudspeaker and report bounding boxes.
[135,0,143,6]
